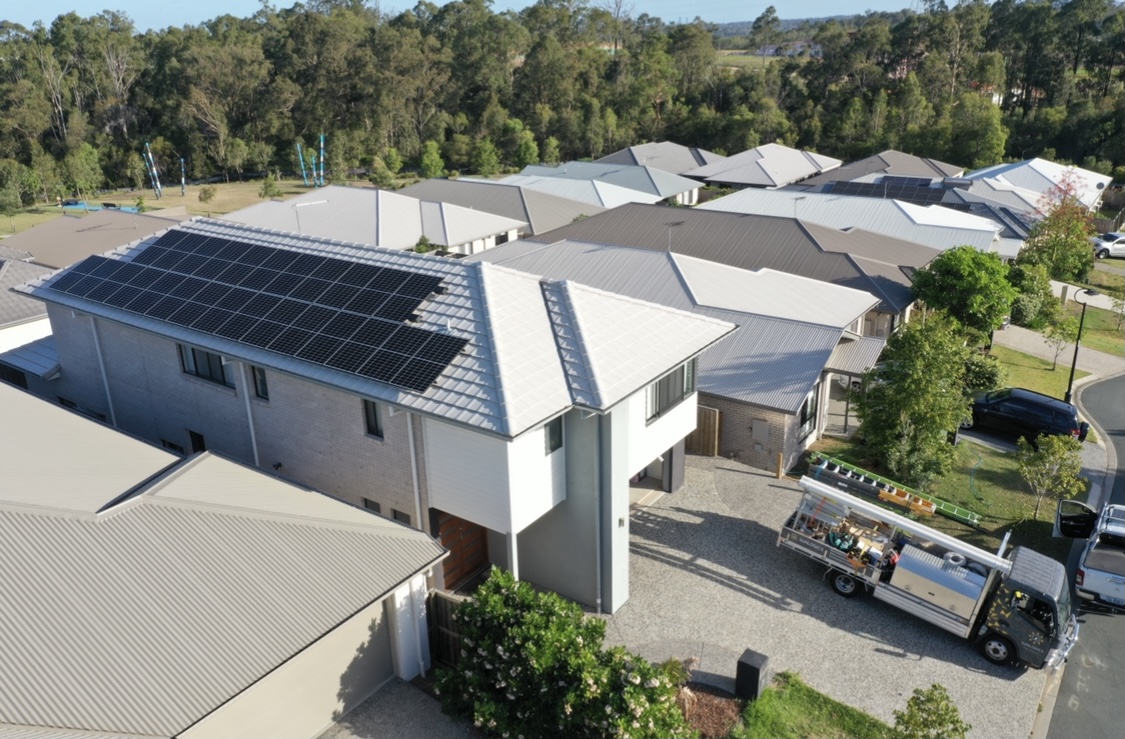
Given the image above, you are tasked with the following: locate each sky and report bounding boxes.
[8,1,921,33]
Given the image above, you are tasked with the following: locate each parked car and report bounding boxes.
[1090,232,1125,259]
[1055,501,1125,610]
[962,387,1089,443]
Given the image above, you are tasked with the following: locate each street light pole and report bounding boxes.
[1064,289,1098,404]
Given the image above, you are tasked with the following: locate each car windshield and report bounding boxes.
[986,389,1012,402]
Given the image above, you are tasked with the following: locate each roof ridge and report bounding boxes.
[540,279,601,408]
[472,262,512,435]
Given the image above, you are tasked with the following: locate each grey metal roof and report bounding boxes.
[596,142,725,175]
[494,175,662,207]
[0,209,189,269]
[469,240,880,413]
[0,260,50,329]
[17,219,733,438]
[0,384,445,738]
[802,150,964,186]
[683,143,842,187]
[0,335,58,379]
[525,204,939,313]
[699,188,1000,253]
[965,158,1112,210]
[517,161,698,199]
[825,333,887,376]
[222,186,527,250]
[397,178,604,235]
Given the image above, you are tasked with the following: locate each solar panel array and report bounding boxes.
[46,231,468,393]
[880,176,935,188]
[828,180,947,206]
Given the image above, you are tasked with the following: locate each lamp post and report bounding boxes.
[1063,289,1098,404]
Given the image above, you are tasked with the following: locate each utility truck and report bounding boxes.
[1056,501,1125,610]
[779,475,1078,669]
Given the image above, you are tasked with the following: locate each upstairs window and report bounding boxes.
[251,365,269,400]
[546,416,563,454]
[178,344,233,388]
[646,358,697,422]
[363,399,384,439]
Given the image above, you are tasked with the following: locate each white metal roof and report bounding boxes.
[494,174,663,208]
[965,158,1112,210]
[699,188,1000,253]
[595,141,726,175]
[222,185,527,250]
[516,161,699,199]
[0,383,445,737]
[17,219,733,438]
[684,143,843,187]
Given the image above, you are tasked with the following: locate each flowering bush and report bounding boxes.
[434,568,694,739]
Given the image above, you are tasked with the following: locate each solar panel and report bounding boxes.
[882,176,934,188]
[44,231,467,393]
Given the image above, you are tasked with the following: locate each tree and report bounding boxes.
[258,172,282,199]
[854,312,971,487]
[434,568,691,739]
[419,140,445,178]
[0,184,21,231]
[748,6,781,54]
[1015,434,1086,520]
[1043,314,1079,371]
[198,185,217,204]
[542,135,561,164]
[513,128,539,168]
[1017,174,1097,282]
[949,93,1007,168]
[1007,262,1058,329]
[470,137,500,176]
[911,245,1019,335]
[62,142,103,196]
[893,683,971,739]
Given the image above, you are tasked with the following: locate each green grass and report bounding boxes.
[1063,301,1125,357]
[1074,265,1124,300]
[714,52,775,70]
[732,672,894,739]
[1,208,65,236]
[989,345,1089,398]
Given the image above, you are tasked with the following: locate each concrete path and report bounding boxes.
[1050,280,1121,311]
[320,678,476,739]
[992,325,1123,378]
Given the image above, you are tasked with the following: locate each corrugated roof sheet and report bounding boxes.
[222,185,526,250]
[684,143,842,187]
[699,188,1000,253]
[0,384,446,737]
[0,335,59,379]
[525,203,938,313]
[965,158,1112,210]
[802,149,964,186]
[17,219,732,437]
[596,142,725,174]
[495,175,661,208]
[517,161,698,198]
[826,333,887,375]
[398,179,604,234]
[0,210,189,270]
[0,260,51,328]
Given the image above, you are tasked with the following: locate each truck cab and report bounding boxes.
[1055,501,1125,610]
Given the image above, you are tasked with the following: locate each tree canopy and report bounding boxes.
[911,245,1019,335]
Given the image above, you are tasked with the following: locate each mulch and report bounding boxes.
[677,682,744,738]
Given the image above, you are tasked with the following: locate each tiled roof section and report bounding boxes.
[0,260,51,328]
[596,141,726,174]
[684,143,842,187]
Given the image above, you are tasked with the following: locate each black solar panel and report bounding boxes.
[829,180,947,206]
[45,231,467,393]
[881,176,934,188]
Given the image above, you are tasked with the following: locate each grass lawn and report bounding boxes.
[1,208,66,236]
[1080,263,1125,299]
[732,672,894,739]
[989,345,1089,398]
[1063,300,1124,357]
[714,52,775,70]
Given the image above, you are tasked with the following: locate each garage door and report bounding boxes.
[434,510,489,589]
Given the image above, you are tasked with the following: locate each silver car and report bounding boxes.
[1091,232,1125,259]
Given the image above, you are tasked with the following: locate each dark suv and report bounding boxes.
[964,388,1089,443]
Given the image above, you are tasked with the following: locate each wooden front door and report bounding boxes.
[434,511,489,589]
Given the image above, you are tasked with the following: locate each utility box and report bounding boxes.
[735,648,769,700]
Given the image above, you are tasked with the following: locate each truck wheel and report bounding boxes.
[830,571,860,598]
[979,634,1015,666]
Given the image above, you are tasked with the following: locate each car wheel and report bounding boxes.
[979,634,1015,666]
[830,571,860,598]
[1096,248,1109,259]
[960,416,974,430]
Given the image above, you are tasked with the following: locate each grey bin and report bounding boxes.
[735,648,770,700]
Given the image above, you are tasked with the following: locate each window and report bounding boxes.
[0,364,28,389]
[798,386,820,440]
[161,439,186,455]
[188,430,207,453]
[58,396,107,422]
[251,365,269,400]
[546,416,563,454]
[363,399,383,438]
[178,344,233,387]
[392,509,411,525]
[362,498,382,514]
[646,358,697,421]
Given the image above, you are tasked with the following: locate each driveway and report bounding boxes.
[603,455,1049,739]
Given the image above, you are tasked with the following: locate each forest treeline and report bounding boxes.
[0,0,1122,205]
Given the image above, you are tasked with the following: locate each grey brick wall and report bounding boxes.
[700,392,813,473]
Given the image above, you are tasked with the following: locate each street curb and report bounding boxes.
[1075,370,1124,509]
[1029,661,1066,739]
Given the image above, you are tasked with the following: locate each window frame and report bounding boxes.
[362,498,382,514]
[251,365,270,400]
[392,509,411,525]
[178,344,234,388]
[646,358,697,422]
[546,416,563,454]
[363,399,384,439]
[797,384,820,441]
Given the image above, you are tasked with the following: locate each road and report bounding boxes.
[1047,373,1125,739]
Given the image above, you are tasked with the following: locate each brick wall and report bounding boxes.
[699,392,815,473]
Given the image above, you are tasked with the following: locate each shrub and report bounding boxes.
[963,353,1007,394]
[198,184,217,204]
[434,568,693,739]
[892,684,971,739]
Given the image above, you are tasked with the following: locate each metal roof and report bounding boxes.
[0,335,58,379]
[397,178,604,235]
[825,333,887,376]
[0,209,189,269]
[494,175,662,207]
[525,203,939,313]
[802,149,964,186]
[222,186,527,250]
[17,219,732,438]
[516,161,698,199]
[960,179,1042,212]
[596,141,726,175]
[469,240,880,413]
[0,260,50,329]
[699,188,1000,253]
[965,158,1112,210]
[683,143,842,187]
[0,384,445,738]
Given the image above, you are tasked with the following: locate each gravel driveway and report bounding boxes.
[602,455,1051,739]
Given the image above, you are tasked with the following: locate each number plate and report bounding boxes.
[1104,595,1125,606]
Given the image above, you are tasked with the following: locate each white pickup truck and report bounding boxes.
[1056,501,1125,610]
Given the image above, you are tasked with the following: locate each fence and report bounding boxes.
[685,405,721,456]
[427,590,467,669]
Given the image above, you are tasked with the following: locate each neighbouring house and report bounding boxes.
[524,203,943,339]
[513,160,702,205]
[0,382,445,739]
[223,185,527,255]
[398,177,605,235]
[0,207,190,268]
[0,256,51,361]
[682,143,843,189]
[492,173,663,208]
[468,238,885,470]
[797,149,965,188]
[11,217,734,614]
[963,158,1113,211]
[596,141,727,175]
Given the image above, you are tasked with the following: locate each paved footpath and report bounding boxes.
[992,324,1123,378]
